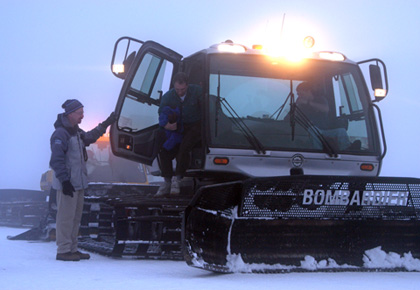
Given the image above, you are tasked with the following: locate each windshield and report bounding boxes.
[208,54,376,154]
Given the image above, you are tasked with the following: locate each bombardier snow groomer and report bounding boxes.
[109,37,420,272]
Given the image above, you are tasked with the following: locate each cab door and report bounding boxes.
[110,40,182,165]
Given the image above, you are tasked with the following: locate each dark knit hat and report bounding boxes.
[62,99,83,115]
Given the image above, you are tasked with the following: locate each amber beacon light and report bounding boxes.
[213,157,229,165]
[360,163,374,171]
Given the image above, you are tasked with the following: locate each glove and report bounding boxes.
[101,112,117,128]
[62,180,75,197]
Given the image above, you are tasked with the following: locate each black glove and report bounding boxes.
[101,112,117,128]
[62,180,75,197]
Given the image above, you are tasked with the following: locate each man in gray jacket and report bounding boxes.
[50,99,115,261]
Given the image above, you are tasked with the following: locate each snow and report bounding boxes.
[363,247,420,271]
[2,227,420,290]
[193,237,420,274]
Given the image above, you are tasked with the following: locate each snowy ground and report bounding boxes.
[1,227,420,290]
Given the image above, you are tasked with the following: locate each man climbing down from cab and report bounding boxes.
[155,72,202,197]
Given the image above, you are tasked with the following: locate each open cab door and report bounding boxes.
[110,38,182,165]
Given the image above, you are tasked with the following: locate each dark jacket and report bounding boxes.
[49,113,106,190]
[158,84,202,125]
[159,106,183,150]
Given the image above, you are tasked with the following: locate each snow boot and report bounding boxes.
[73,250,91,260]
[154,178,171,197]
[56,252,80,261]
[170,176,181,195]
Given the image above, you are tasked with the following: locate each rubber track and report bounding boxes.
[195,263,416,274]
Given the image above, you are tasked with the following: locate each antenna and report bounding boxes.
[280,13,286,42]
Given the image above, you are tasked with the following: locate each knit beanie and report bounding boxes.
[62,99,83,115]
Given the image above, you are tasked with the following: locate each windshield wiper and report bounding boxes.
[270,91,292,120]
[218,97,266,154]
[286,80,337,157]
[292,105,338,157]
[215,72,266,154]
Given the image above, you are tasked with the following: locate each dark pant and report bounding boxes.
[159,121,201,178]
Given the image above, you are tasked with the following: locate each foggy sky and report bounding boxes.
[1,0,419,190]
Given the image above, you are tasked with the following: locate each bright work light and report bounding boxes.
[374,89,387,98]
[112,64,125,73]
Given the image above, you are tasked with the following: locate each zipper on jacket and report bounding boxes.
[76,132,85,186]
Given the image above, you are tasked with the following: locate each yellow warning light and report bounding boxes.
[360,163,374,171]
[303,36,315,48]
[125,144,132,150]
[252,44,264,50]
[112,64,125,73]
[213,157,229,165]
[260,35,315,63]
[266,46,312,63]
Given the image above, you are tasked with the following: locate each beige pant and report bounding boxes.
[56,189,84,254]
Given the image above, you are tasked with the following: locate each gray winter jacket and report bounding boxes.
[49,113,106,190]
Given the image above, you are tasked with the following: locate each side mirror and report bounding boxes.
[369,64,382,90]
[111,37,144,79]
[358,58,388,102]
[369,64,387,101]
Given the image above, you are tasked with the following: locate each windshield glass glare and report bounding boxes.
[208,54,374,154]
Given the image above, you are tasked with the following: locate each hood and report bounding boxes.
[54,113,78,135]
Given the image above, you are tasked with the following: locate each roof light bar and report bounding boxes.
[318,52,345,61]
[217,43,246,53]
